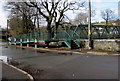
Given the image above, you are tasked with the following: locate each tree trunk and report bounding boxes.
[106,20,108,25]
[47,22,52,39]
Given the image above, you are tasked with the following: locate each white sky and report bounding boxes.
[0,0,119,28]
[0,1,8,28]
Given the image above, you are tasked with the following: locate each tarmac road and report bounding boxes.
[1,45,119,79]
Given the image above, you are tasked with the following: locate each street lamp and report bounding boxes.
[88,0,92,49]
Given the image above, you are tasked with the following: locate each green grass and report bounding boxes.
[92,21,117,25]
[92,23,105,25]
[0,39,6,42]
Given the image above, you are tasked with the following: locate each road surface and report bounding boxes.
[1,45,119,80]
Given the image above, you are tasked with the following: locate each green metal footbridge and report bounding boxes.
[10,30,80,49]
[9,25,120,49]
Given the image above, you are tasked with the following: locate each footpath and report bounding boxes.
[6,44,120,56]
[29,47,120,56]
[0,61,33,81]
[1,43,120,56]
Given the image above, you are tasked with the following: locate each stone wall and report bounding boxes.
[78,39,120,52]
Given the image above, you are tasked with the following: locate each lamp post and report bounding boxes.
[88,0,92,49]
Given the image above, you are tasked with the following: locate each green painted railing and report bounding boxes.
[9,24,120,48]
[10,30,80,48]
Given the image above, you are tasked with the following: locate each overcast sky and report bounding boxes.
[0,0,119,28]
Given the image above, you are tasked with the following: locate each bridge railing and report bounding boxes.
[75,25,120,39]
[66,30,80,40]
[10,29,80,43]
[55,30,71,40]
[10,25,120,44]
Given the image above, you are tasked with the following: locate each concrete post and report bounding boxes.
[35,39,37,48]
[27,39,29,47]
[20,39,22,47]
[14,38,16,45]
[35,44,37,48]
[8,38,11,45]
[27,44,29,47]
[9,41,11,45]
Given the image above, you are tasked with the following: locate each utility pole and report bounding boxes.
[6,19,9,42]
[88,0,92,49]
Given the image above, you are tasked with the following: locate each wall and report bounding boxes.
[78,39,120,52]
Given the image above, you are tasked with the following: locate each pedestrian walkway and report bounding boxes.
[1,61,32,81]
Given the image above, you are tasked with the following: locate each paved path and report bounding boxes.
[1,62,30,81]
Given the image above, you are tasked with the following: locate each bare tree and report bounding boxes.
[74,8,96,25]
[25,0,85,38]
[6,2,39,35]
[101,9,115,25]
[74,12,88,25]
